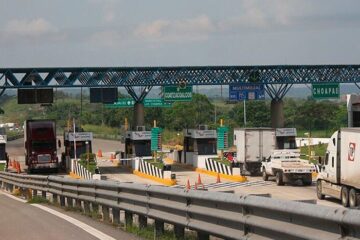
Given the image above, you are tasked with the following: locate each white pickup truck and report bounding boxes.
[261,150,317,186]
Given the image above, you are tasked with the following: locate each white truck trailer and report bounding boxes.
[261,149,316,186]
[317,128,360,207]
[234,128,297,175]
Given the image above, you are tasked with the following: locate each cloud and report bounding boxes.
[89,30,124,47]
[134,15,215,42]
[4,18,57,37]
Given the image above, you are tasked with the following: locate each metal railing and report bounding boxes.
[1,171,360,240]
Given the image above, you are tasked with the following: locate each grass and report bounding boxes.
[82,124,120,140]
[126,224,197,240]
[300,143,328,163]
[28,195,49,204]
[212,157,231,167]
[145,159,165,169]
[297,129,333,138]
[0,163,4,171]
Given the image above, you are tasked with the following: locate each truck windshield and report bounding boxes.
[277,136,297,149]
[32,141,55,151]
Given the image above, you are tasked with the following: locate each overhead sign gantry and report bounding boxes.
[1,65,360,128]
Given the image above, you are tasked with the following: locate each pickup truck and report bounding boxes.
[261,150,317,186]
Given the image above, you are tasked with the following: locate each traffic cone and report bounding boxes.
[110,154,115,160]
[16,162,21,174]
[216,173,221,183]
[185,179,191,191]
[97,149,103,157]
[197,174,203,185]
[194,182,198,190]
[9,159,12,167]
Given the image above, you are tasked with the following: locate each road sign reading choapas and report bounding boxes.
[312,83,340,99]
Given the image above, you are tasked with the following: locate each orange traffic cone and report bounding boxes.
[197,174,203,185]
[16,162,21,174]
[110,154,115,160]
[97,149,103,157]
[9,159,12,167]
[216,173,221,183]
[185,179,191,191]
[194,182,198,190]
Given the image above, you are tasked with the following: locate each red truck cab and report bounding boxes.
[24,120,59,173]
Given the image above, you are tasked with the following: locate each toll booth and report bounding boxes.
[0,128,7,161]
[275,128,297,149]
[182,125,217,167]
[64,131,93,158]
[347,94,360,127]
[124,127,152,158]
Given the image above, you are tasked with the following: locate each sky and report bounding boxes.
[1,0,360,67]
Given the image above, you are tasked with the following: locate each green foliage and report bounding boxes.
[126,224,197,240]
[80,153,96,162]
[28,196,49,204]
[145,159,164,169]
[300,143,328,161]
[228,100,271,127]
[0,163,4,171]
[78,160,97,173]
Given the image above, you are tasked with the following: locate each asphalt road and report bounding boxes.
[0,192,138,240]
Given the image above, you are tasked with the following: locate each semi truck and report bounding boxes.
[233,128,297,175]
[262,149,316,186]
[24,120,59,173]
[317,128,360,207]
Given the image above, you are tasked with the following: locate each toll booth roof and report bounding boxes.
[126,130,151,140]
[183,129,217,139]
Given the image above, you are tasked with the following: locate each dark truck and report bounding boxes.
[24,120,59,173]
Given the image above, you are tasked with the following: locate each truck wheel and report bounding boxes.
[316,180,325,200]
[349,188,358,208]
[341,186,349,207]
[262,168,268,181]
[276,172,284,186]
[302,174,313,186]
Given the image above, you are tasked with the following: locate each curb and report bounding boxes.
[69,171,82,179]
[133,170,176,186]
[195,168,247,182]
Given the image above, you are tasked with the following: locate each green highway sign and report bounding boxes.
[105,98,172,108]
[143,98,172,108]
[312,83,340,99]
[163,86,193,102]
[105,98,135,108]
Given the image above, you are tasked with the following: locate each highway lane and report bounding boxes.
[0,192,138,240]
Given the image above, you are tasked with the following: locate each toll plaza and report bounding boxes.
[182,125,217,168]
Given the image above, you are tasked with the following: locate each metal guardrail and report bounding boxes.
[1,171,360,240]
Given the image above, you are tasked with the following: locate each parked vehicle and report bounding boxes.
[262,149,316,186]
[233,128,297,175]
[317,128,360,207]
[24,120,59,173]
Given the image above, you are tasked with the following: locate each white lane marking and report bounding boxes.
[1,191,116,240]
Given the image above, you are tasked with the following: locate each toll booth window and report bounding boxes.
[134,141,151,156]
[197,139,216,155]
[277,136,297,149]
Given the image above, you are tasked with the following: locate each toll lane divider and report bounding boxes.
[0,171,360,240]
[134,158,176,186]
[70,159,93,180]
[197,158,247,182]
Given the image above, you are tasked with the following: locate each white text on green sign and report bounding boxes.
[163,86,193,102]
[312,83,340,99]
